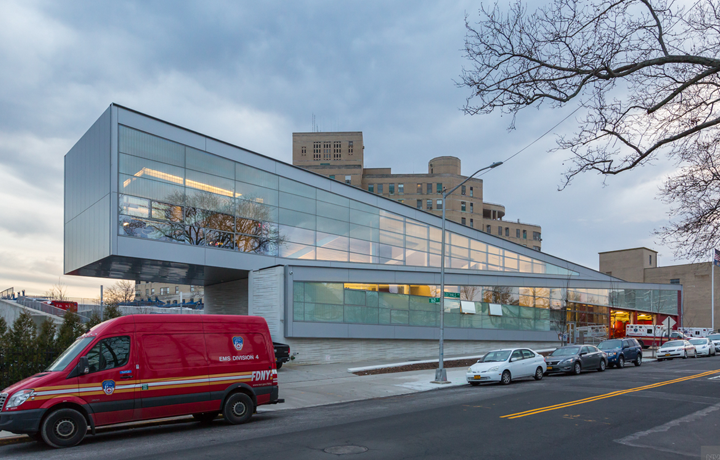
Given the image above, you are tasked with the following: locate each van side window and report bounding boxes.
[86,336,131,373]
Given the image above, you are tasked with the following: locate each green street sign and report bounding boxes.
[444,292,460,298]
[429,298,441,303]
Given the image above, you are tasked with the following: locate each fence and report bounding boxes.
[15,297,91,323]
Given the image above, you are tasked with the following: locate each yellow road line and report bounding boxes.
[502,369,720,419]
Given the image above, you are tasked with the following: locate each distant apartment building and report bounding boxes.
[599,247,717,329]
[135,281,204,305]
[292,132,542,250]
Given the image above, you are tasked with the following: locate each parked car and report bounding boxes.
[273,342,291,369]
[466,348,546,385]
[0,314,284,448]
[689,338,716,357]
[597,338,643,368]
[657,340,697,361]
[544,345,608,375]
[708,333,720,353]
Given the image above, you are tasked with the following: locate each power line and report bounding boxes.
[478,106,582,177]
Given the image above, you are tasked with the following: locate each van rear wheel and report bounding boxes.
[223,393,254,425]
[40,408,87,448]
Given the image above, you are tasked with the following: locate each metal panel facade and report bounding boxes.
[64,106,112,274]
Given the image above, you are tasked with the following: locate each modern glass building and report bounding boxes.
[64,105,682,363]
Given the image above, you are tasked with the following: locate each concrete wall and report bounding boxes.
[0,300,63,329]
[282,337,557,365]
[248,266,285,341]
[204,279,248,315]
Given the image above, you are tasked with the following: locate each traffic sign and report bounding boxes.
[662,317,677,329]
[429,298,440,303]
[444,292,460,298]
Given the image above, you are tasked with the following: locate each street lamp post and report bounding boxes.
[433,161,503,383]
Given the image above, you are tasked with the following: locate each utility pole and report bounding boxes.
[432,161,502,384]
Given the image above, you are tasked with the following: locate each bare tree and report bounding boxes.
[45,278,68,301]
[461,0,720,258]
[104,280,135,305]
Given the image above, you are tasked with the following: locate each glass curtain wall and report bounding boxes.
[293,283,680,332]
[117,125,577,274]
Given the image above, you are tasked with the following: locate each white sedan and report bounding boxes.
[690,338,716,357]
[708,333,720,353]
[657,340,697,361]
[467,348,546,385]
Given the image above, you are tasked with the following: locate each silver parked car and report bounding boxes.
[657,340,697,361]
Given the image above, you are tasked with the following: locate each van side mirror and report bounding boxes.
[78,356,89,375]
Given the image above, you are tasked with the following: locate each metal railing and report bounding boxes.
[0,288,14,300]
[15,297,91,323]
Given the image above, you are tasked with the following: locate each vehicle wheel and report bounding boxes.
[223,392,254,425]
[276,362,283,370]
[469,381,481,386]
[683,350,688,359]
[634,355,642,367]
[572,362,582,375]
[598,360,606,372]
[534,367,544,380]
[501,370,512,385]
[192,412,218,423]
[693,350,697,358]
[40,408,87,448]
[617,356,625,369]
[638,340,646,349]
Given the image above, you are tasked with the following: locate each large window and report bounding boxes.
[117,126,578,276]
[292,283,677,331]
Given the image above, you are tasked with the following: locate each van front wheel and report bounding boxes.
[40,408,87,448]
[223,393,254,425]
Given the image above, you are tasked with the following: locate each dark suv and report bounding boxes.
[597,338,642,368]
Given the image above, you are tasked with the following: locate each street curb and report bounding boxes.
[347,348,558,373]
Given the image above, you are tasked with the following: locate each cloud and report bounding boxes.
[0,0,692,297]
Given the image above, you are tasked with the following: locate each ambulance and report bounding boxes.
[0,314,283,448]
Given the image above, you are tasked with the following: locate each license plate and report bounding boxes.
[664,354,671,357]
[473,375,482,380]
[547,366,553,370]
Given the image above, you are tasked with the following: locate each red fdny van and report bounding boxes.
[0,314,283,448]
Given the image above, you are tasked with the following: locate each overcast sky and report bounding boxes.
[0,0,688,299]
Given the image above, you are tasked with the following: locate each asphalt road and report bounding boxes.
[3,356,720,460]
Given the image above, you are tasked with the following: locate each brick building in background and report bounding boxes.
[292,132,543,250]
[599,247,717,329]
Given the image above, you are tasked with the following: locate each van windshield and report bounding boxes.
[45,336,95,372]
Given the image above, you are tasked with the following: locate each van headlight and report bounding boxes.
[5,389,34,410]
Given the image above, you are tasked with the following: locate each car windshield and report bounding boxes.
[45,336,95,372]
[690,339,707,345]
[708,334,720,340]
[598,340,623,350]
[481,350,511,363]
[550,347,580,356]
[661,340,684,348]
